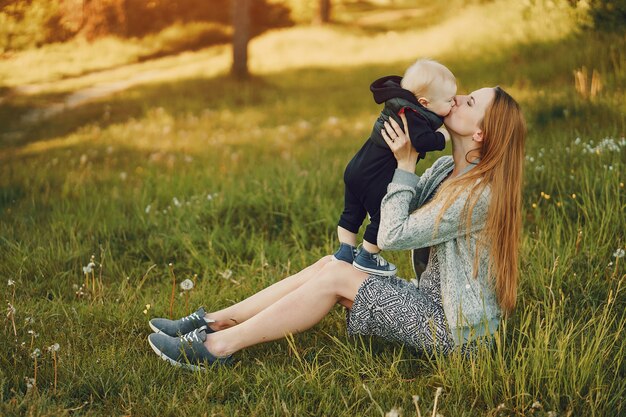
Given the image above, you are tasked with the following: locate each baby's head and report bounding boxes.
[401,58,457,117]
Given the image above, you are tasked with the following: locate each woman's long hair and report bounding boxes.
[433,87,526,314]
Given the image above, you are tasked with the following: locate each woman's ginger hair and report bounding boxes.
[432,87,526,315]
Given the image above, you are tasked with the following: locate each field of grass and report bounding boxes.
[1,1,625,416]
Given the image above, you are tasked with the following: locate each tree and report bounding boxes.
[316,0,331,24]
[231,0,250,79]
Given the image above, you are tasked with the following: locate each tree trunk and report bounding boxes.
[317,0,331,24]
[231,0,250,79]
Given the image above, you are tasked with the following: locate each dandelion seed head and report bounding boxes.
[613,248,625,258]
[31,348,41,358]
[180,278,194,291]
[24,377,35,389]
[24,317,34,325]
[48,343,60,353]
[7,279,15,286]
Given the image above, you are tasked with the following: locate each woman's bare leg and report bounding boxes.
[204,261,368,357]
[206,256,335,330]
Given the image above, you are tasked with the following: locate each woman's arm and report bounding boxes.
[377,174,489,250]
[378,114,488,250]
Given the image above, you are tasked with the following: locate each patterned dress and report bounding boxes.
[345,180,456,355]
[346,248,455,355]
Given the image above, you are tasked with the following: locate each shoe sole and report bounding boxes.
[147,336,206,372]
[352,263,397,277]
[148,321,163,334]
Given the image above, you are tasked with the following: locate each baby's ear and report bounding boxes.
[417,97,429,107]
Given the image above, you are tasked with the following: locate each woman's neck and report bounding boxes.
[450,135,480,177]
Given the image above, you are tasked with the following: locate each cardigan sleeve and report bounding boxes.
[378,170,490,250]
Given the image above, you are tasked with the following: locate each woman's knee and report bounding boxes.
[318,261,364,297]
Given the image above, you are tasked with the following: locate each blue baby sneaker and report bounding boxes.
[353,247,397,276]
[332,243,357,263]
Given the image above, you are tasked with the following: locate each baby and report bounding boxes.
[334,58,456,276]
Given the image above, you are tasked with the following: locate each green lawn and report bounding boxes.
[0,1,625,416]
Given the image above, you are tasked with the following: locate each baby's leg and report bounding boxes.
[362,240,380,254]
[337,184,366,245]
[337,226,357,246]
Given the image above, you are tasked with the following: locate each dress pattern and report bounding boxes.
[346,250,455,355]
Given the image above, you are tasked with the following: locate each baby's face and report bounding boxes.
[425,82,457,117]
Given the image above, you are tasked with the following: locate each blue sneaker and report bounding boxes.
[148,328,232,371]
[332,243,357,263]
[149,307,215,337]
[353,247,397,276]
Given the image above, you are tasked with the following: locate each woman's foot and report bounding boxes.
[149,307,216,337]
[148,328,231,371]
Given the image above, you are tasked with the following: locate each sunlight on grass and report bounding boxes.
[0,1,624,416]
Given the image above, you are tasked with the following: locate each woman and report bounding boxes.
[147,86,526,369]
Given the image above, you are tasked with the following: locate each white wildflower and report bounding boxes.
[47,343,60,353]
[31,348,41,358]
[180,279,194,291]
[7,279,15,286]
[28,329,39,338]
[145,204,151,214]
[83,262,96,274]
[219,269,233,280]
[172,197,182,207]
[385,408,401,417]
[613,248,625,258]
[24,377,35,390]
[24,317,35,325]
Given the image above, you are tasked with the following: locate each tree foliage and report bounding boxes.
[0,0,293,52]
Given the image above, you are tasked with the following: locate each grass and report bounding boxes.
[0,1,625,416]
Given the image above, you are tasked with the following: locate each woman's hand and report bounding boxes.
[381,113,419,172]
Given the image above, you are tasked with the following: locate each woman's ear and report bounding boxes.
[472,129,484,142]
[417,97,429,107]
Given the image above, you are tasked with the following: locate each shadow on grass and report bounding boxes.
[0,30,624,153]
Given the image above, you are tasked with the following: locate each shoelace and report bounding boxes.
[181,329,201,344]
[372,253,388,267]
[181,312,201,323]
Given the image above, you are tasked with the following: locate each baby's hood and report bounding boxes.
[370,75,419,105]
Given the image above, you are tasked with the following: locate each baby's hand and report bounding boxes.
[436,125,450,142]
